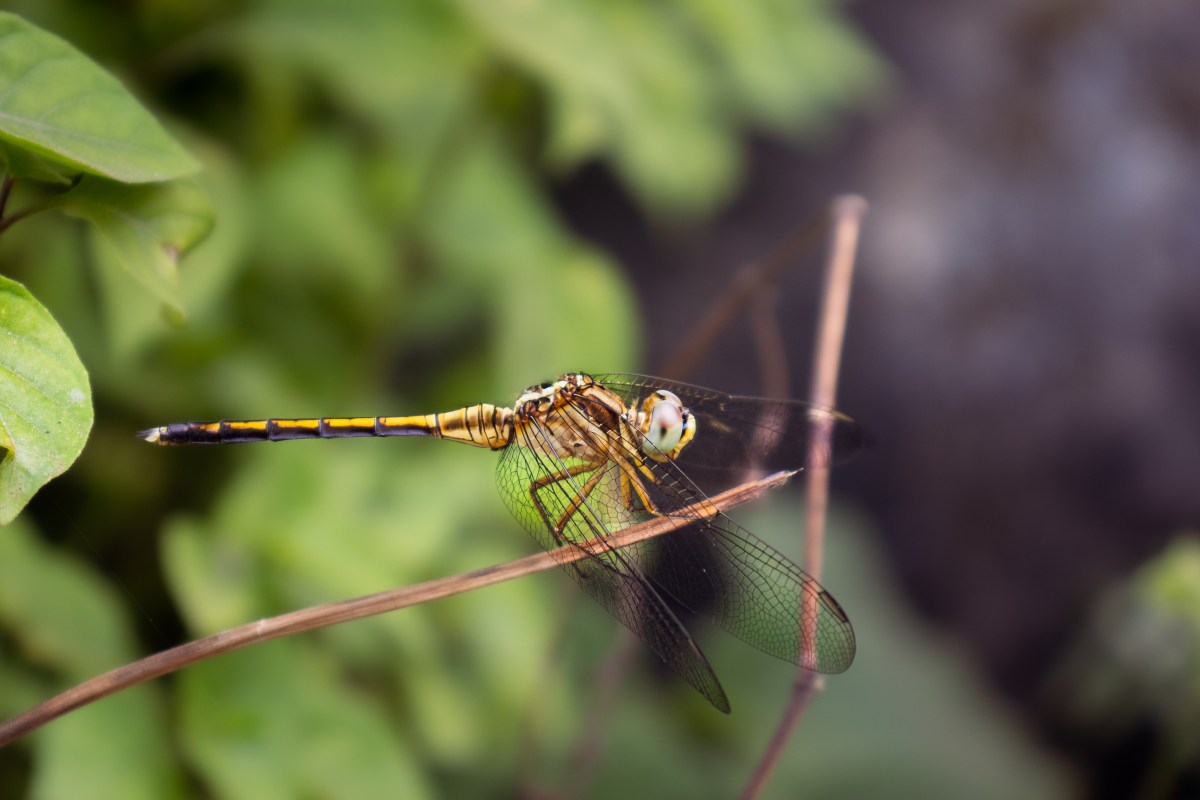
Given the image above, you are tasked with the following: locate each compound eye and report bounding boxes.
[643,390,686,455]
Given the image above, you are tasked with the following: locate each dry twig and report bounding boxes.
[658,209,832,381]
[740,194,867,800]
[548,198,863,799]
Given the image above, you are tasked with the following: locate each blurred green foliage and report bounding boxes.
[0,2,1073,798]
[1046,534,1200,797]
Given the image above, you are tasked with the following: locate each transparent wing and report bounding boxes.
[553,391,857,674]
[593,373,864,490]
[496,415,731,713]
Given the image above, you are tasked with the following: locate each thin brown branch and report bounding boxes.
[0,198,54,234]
[0,470,794,750]
[740,194,867,800]
[807,195,866,412]
[658,208,832,381]
[749,288,790,402]
[803,194,866,585]
[560,204,845,798]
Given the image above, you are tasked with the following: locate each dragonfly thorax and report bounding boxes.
[515,373,591,416]
[513,374,698,465]
[513,374,624,462]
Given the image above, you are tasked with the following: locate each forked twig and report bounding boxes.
[740,195,867,800]
[547,198,861,798]
[0,471,794,750]
[658,208,832,381]
[749,288,790,402]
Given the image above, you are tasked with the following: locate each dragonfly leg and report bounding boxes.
[614,446,716,519]
[619,470,636,513]
[533,465,624,583]
[551,468,607,534]
[618,465,660,516]
[528,461,604,546]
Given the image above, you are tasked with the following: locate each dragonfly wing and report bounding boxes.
[557,392,857,674]
[496,416,731,713]
[638,503,856,673]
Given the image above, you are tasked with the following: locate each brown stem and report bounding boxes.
[740,194,867,800]
[0,470,793,750]
[0,199,56,234]
[658,209,832,381]
[558,204,846,798]
[749,288,790,402]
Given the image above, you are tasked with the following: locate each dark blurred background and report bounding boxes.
[2,1,1198,798]
[565,2,1200,796]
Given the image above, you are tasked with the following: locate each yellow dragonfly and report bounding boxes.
[140,372,862,712]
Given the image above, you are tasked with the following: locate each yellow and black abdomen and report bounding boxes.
[139,404,513,449]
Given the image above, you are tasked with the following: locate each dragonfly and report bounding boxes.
[140,372,862,712]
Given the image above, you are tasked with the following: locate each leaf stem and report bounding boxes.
[0,195,60,234]
[0,174,12,226]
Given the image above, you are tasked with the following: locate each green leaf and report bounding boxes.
[251,134,394,304]
[0,138,75,184]
[0,518,183,799]
[57,175,214,315]
[89,138,248,362]
[495,246,638,384]
[0,12,199,182]
[162,444,497,636]
[0,517,130,674]
[455,0,738,218]
[677,0,887,136]
[233,0,479,124]
[0,276,92,524]
[30,693,185,800]
[179,641,434,800]
[1141,534,1200,626]
[420,132,638,384]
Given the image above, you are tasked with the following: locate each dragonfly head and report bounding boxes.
[638,389,696,462]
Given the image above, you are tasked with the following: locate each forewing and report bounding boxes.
[495,413,731,713]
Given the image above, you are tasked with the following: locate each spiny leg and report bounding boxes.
[528,460,601,547]
[620,466,669,517]
[615,453,660,516]
[551,468,607,536]
[511,405,734,711]
[608,428,718,520]
[529,460,617,583]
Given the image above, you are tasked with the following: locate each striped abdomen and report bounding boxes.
[138,404,514,450]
